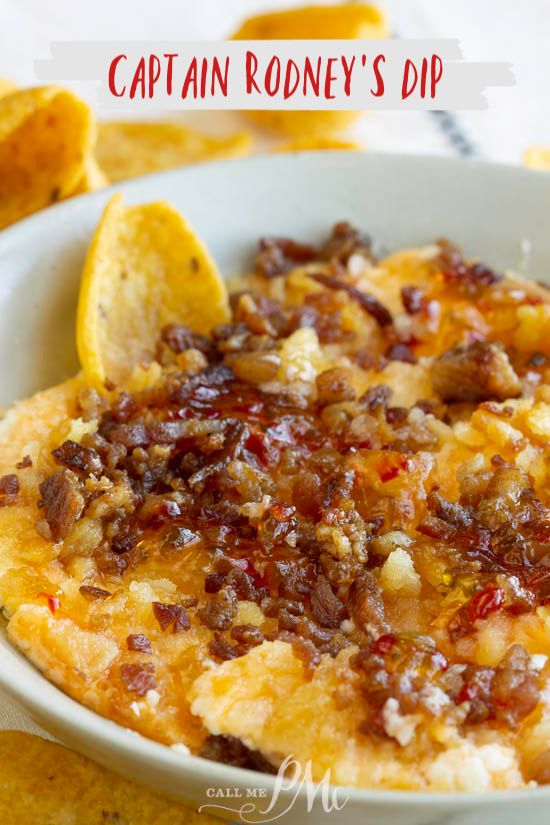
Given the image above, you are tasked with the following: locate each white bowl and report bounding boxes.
[0,152,549,824]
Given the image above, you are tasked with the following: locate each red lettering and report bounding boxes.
[212,56,229,97]
[246,51,261,94]
[303,56,321,97]
[265,56,281,96]
[163,53,177,95]
[431,54,443,98]
[148,55,161,98]
[181,57,198,99]
[284,59,300,99]
[402,59,418,99]
[371,54,385,97]
[420,57,428,98]
[129,57,146,99]
[108,54,126,97]
[324,57,337,99]
[341,55,355,96]
[200,57,208,99]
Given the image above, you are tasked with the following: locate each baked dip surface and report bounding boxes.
[2,214,550,792]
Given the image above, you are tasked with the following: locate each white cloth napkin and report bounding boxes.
[0,0,548,737]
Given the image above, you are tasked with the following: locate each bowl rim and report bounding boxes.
[1,150,550,808]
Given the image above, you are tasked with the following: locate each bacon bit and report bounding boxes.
[152,601,190,633]
[401,286,423,315]
[0,474,20,507]
[373,633,397,655]
[255,236,317,278]
[311,273,393,327]
[127,633,153,654]
[52,440,103,477]
[208,633,239,661]
[466,585,505,623]
[385,343,417,364]
[120,662,156,695]
[79,585,111,601]
[15,455,32,470]
[36,592,60,614]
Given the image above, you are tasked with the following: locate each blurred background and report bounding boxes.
[0,0,549,163]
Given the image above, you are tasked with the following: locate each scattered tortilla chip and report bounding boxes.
[231,3,388,137]
[95,121,253,183]
[524,147,550,171]
[274,136,361,152]
[71,156,110,195]
[77,194,229,388]
[0,85,95,229]
[0,77,18,98]
[0,731,217,825]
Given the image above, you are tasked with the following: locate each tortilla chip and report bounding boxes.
[0,731,217,825]
[71,156,110,194]
[231,4,388,137]
[0,77,18,98]
[77,194,229,388]
[95,121,252,183]
[524,147,550,171]
[0,86,95,229]
[274,136,361,152]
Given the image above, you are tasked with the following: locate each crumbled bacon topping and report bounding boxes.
[127,634,153,653]
[120,662,157,695]
[27,226,550,751]
[152,602,190,633]
[0,473,19,507]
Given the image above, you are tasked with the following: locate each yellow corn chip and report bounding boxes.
[71,156,110,195]
[231,3,388,137]
[0,86,95,229]
[77,194,229,388]
[274,136,361,152]
[524,147,550,171]
[0,77,18,98]
[95,121,252,183]
[0,731,217,825]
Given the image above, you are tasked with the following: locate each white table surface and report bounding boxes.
[0,0,548,738]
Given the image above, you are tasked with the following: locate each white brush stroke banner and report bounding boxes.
[34,40,514,111]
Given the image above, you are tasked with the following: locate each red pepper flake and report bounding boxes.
[36,591,60,614]
[241,559,269,590]
[270,503,296,522]
[373,633,396,655]
[379,464,400,483]
[457,681,478,704]
[126,634,153,654]
[466,585,504,623]
[378,457,412,482]
[152,601,190,633]
[120,662,156,695]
